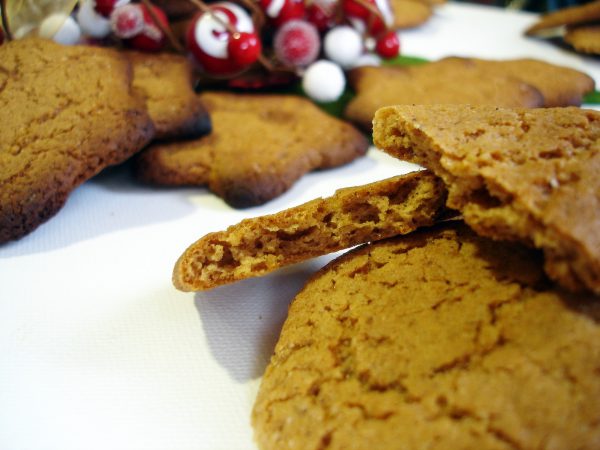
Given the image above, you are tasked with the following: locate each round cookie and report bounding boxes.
[252,222,600,450]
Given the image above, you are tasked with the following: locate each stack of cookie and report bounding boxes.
[525,0,600,54]
[173,104,600,448]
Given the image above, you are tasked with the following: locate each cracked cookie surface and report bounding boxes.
[252,222,600,450]
[134,91,369,207]
[173,171,448,291]
[0,38,154,244]
[373,104,600,294]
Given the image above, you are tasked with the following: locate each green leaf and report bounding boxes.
[583,90,600,104]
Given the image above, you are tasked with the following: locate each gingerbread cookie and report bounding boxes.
[135,92,369,208]
[128,51,210,140]
[344,62,543,131]
[0,38,154,244]
[434,56,594,107]
[525,0,600,36]
[253,222,600,450]
[374,104,600,294]
[565,24,600,54]
[390,0,432,29]
[173,171,448,291]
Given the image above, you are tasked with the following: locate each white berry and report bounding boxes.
[77,0,111,38]
[351,52,381,68]
[40,14,81,45]
[302,60,346,103]
[323,25,363,68]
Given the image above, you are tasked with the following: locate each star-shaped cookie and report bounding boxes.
[134,92,369,208]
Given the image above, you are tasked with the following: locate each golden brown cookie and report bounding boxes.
[128,51,210,140]
[253,222,600,450]
[565,24,600,54]
[374,104,600,294]
[390,0,432,29]
[435,56,594,107]
[134,91,369,208]
[173,171,448,291]
[344,63,543,131]
[0,38,154,244]
[525,0,600,36]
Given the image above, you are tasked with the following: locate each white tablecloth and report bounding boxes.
[2,3,599,449]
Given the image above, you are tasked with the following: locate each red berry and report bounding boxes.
[273,20,320,68]
[342,0,391,36]
[0,28,4,46]
[375,31,400,59]
[128,4,169,52]
[110,4,144,38]
[186,3,257,76]
[227,32,262,66]
[260,0,305,27]
[306,3,336,32]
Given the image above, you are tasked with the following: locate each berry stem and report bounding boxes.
[0,0,13,41]
[139,0,184,52]
[186,0,237,34]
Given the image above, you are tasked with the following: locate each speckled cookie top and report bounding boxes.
[373,104,600,294]
[252,223,600,450]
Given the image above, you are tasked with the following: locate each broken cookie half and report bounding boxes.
[373,104,600,295]
[173,170,448,291]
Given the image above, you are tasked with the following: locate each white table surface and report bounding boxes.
[2,3,600,450]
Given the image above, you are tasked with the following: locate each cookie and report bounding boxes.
[128,51,211,140]
[565,24,600,54]
[252,222,600,450]
[373,104,600,294]
[435,56,594,107]
[344,62,543,131]
[0,38,154,244]
[525,0,600,36]
[390,0,432,29]
[173,171,448,291]
[134,92,369,208]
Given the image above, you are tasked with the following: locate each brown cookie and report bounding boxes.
[150,0,197,19]
[435,56,594,107]
[390,0,432,29]
[134,92,369,208]
[253,222,600,450]
[344,62,543,131]
[128,51,210,140]
[173,171,448,291]
[0,38,154,244]
[565,24,600,54]
[525,0,600,36]
[374,104,600,294]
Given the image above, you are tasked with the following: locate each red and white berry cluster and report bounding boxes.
[187,0,401,101]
